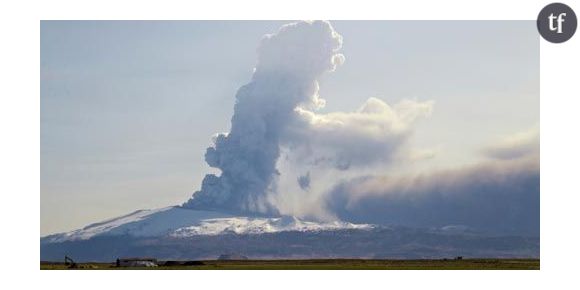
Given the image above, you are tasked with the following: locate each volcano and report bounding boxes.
[40,206,539,262]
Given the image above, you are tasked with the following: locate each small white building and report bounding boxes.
[116,258,158,267]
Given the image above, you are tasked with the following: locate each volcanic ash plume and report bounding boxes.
[182,21,345,214]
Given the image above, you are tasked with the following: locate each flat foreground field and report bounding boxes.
[41,259,539,270]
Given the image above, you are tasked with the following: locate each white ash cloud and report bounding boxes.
[183,21,345,214]
[183,20,433,216]
[284,97,434,170]
[271,97,434,220]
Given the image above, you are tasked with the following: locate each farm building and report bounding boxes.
[116,258,158,267]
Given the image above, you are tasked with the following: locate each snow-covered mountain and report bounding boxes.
[40,206,539,262]
[42,206,372,243]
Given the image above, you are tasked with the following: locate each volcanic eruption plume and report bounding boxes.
[182,21,345,214]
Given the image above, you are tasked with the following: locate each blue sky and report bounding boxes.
[41,21,539,235]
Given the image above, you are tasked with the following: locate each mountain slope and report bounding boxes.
[40,206,539,262]
[41,206,372,243]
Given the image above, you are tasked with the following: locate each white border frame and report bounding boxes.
[1,0,579,289]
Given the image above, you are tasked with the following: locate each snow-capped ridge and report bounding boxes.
[172,216,373,237]
[41,206,373,243]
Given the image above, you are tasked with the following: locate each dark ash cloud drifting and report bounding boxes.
[326,157,539,235]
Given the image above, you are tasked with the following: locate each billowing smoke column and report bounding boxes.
[183,21,344,214]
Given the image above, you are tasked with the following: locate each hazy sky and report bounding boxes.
[40,21,539,236]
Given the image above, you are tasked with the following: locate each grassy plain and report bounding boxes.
[41,258,539,270]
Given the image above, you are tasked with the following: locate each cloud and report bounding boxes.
[482,125,539,160]
[256,21,345,79]
[183,21,344,214]
[284,97,434,170]
[183,21,433,215]
[326,156,539,235]
[270,96,433,220]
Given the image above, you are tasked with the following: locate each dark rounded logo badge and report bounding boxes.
[538,2,577,43]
